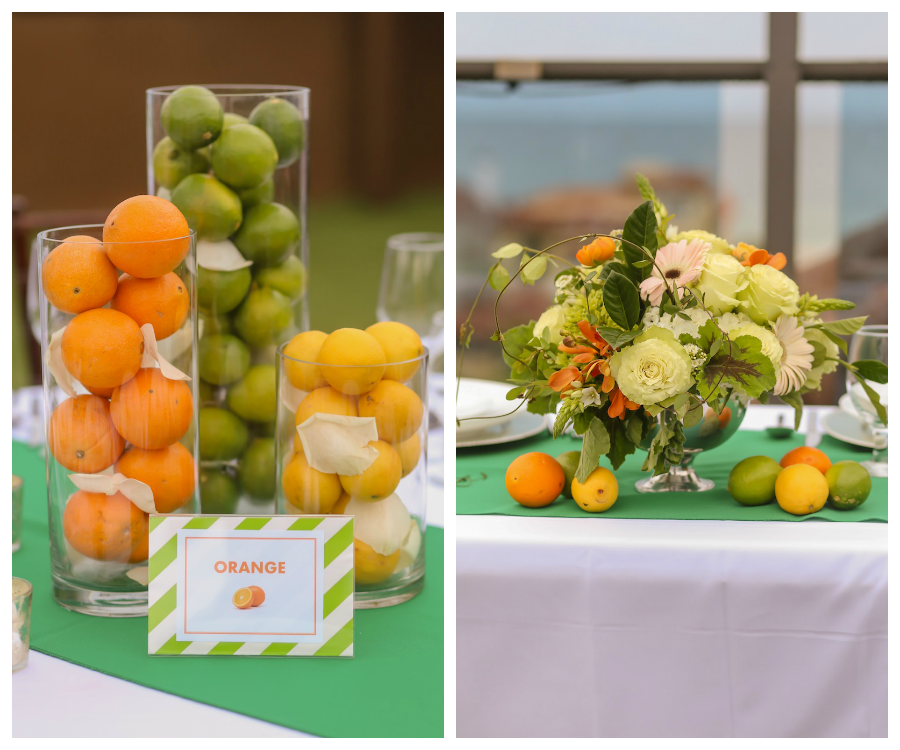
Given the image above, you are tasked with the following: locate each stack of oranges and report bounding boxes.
[43,195,197,565]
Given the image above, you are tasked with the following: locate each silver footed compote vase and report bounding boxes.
[636,393,749,492]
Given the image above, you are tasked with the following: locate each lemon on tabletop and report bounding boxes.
[571,466,618,513]
[825,460,872,510]
[727,455,781,506]
[775,463,829,516]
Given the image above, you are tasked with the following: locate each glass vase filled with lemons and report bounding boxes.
[146,84,309,515]
[276,323,428,608]
[38,196,200,616]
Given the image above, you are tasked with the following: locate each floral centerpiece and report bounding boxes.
[458,175,887,488]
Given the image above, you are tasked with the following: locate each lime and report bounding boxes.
[200,467,240,514]
[198,407,250,461]
[198,379,219,405]
[200,310,232,337]
[199,334,251,385]
[232,286,293,347]
[209,123,278,190]
[825,460,872,510]
[239,438,277,500]
[227,365,277,422]
[222,112,248,129]
[254,255,306,301]
[171,174,242,241]
[248,97,305,167]
[197,265,252,314]
[727,455,782,506]
[232,202,300,267]
[161,85,224,150]
[556,450,581,499]
[237,176,275,209]
[152,136,210,190]
[253,420,277,438]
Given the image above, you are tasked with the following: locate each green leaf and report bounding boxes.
[818,316,868,337]
[632,259,653,269]
[500,322,536,370]
[695,335,776,402]
[521,254,548,285]
[683,398,704,429]
[810,340,827,370]
[855,378,888,426]
[506,386,528,401]
[624,411,644,445]
[596,326,641,350]
[621,201,658,282]
[602,271,640,331]
[817,327,849,356]
[554,268,580,286]
[777,391,804,430]
[575,418,610,484]
[488,263,509,291]
[492,243,524,259]
[636,173,656,204]
[572,410,593,436]
[606,416,638,470]
[852,359,888,384]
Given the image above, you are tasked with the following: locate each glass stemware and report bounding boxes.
[846,325,888,477]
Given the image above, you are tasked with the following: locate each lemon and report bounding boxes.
[825,461,872,510]
[357,380,424,443]
[283,330,328,391]
[556,450,581,499]
[339,440,402,501]
[354,538,399,585]
[331,492,351,514]
[775,464,828,515]
[295,386,358,426]
[365,321,424,382]
[398,433,422,476]
[727,456,781,506]
[281,452,342,514]
[318,328,387,396]
[571,466,618,512]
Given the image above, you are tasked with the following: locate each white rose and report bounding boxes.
[697,254,747,316]
[533,305,566,345]
[610,327,693,406]
[736,264,800,324]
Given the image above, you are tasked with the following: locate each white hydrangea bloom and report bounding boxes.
[718,311,753,334]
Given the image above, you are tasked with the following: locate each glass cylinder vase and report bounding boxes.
[275,344,429,608]
[146,84,309,516]
[38,225,200,616]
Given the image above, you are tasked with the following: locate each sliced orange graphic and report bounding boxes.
[233,587,254,609]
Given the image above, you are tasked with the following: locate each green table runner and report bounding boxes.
[12,442,443,738]
[457,429,887,523]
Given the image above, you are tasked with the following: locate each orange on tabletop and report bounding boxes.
[41,235,119,314]
[103,195,191,279]
[111,272,190,341]
[61,308,144,390]
[48,394,125,473]
[111,368,193,450]
[505,452,566,508]
[62,489,149,562]
[115,442,196,513]
[780,446,832,475]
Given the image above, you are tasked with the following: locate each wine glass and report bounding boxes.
[846,325,888,477]
[377,232,444,482]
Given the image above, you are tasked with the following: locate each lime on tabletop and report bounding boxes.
[200,467,241,514]
[197,265,252,314]
[227,365,278,423]
[727,456,782,506]
[237,176,275,209]
[232,286,293,347]
[152,136,210,190]
[198,334,251,385]
[254,255,306,301]
[171,173,242,241]
[161,85,224,150]
[198,406,250,461]
[239,438,277,500]
[825,460,872,510]
[209,123,278,190]
[232,202,300,267]
[248,97,305,167]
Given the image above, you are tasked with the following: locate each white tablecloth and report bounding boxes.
[456,407,887,738]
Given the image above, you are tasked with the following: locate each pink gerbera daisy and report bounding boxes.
[639,239,709,307]
[772,314,815,395]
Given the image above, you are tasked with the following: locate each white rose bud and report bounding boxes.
[697,254,747,316]
[533,305,566,345]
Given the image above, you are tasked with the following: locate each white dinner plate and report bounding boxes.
[821,407,877,449]
[456,411,548,448]
[456,378,524,437]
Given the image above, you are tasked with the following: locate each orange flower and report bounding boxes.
[575,236,616,267]
[732,242,786,271]
[608,387,640,420]
[548,366,581,394]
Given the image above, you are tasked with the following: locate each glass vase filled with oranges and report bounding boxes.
[276,323,428,608]
[38,195,199,616]
[146,84,309,516]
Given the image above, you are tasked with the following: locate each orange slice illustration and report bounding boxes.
[233,587,254,609]
[248,585,266,607]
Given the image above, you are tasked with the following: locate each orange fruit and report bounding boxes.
[780,446,832,475]
[103,195,191,279]
[115,442,196,513]
[248,585,266,607]
[48,395,125,473]
[62,489,149,562]
[129,530,150,563]
[110,272,190,341]
[718,406,732,430]
[84,384,115,399]
[233,587,254,609]
[41,235,118,314]
[505,452,566,508]
[61,308,145,390]
[111,368,194,449]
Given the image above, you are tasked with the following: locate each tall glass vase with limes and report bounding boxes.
[147,85,309,514]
